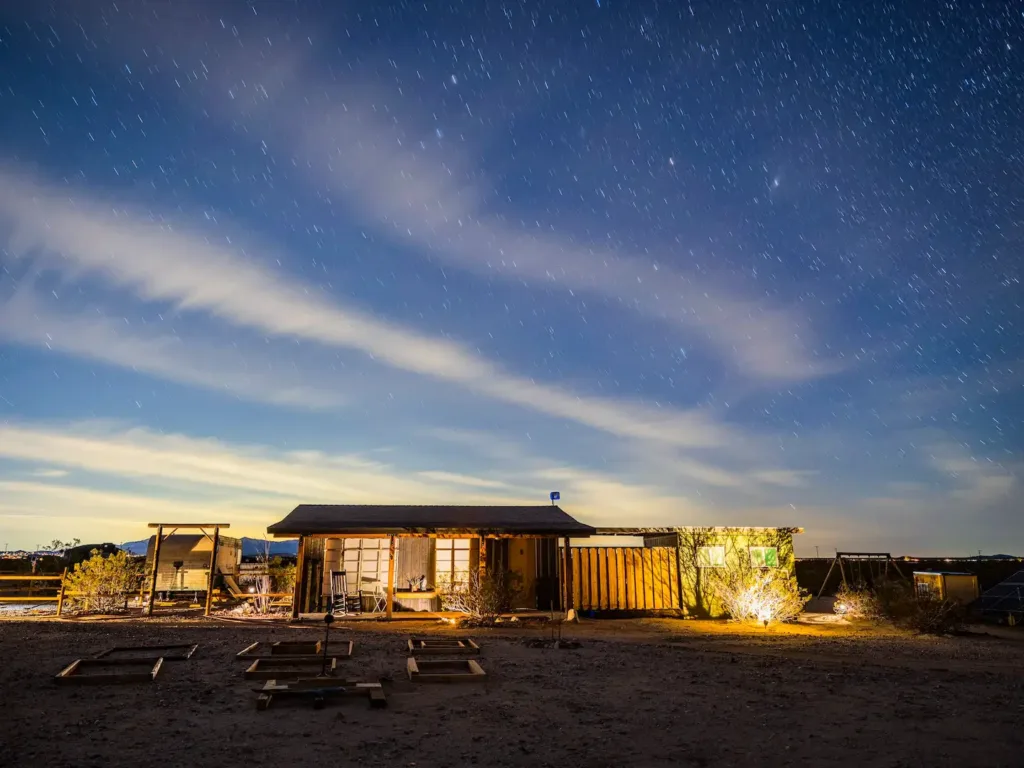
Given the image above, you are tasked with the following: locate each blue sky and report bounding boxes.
[0,2,1021,554]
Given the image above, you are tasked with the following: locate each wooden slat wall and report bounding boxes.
[569,547,679,611]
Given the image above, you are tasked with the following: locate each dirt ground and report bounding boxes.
[0,615,1021,767]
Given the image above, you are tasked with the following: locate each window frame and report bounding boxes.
[748,546,779,569]
[697,546,726,568]
[340,538,389,589]
[435,538,472,586]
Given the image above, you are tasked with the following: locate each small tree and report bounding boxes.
[436,569,522,623]
[711,567,808,627]
[64,549,143,613]
[249,541,296,615]
[48,538,81,554]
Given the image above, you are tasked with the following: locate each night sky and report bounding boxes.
[0,2,1021,554]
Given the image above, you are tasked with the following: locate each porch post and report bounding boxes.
[203,525,220,617]
[291,536,306,619]
[563,536,573,611]
[478,535,488,579]
[386,535,396,620]
[145,525,163,616]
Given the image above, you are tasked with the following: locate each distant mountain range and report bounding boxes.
[118,537,298,557]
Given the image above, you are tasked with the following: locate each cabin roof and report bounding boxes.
[267,504,595,537]
[594,526,803,536]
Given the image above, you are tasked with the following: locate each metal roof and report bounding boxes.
[594,526,803,536]
[267,504,595,537]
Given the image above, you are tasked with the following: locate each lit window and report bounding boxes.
[436,539,472,585]
[749,547,779,568]
[697,546,726,568]
[341,539,389,588]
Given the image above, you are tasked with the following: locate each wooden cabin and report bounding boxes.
[266,504,595,617]
[143,534,242,594]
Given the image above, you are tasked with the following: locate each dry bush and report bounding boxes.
[436,569,522,623]
[64,549,143,613]
[833,583,882,620]
[711,567,808,626]
[876,581,967,634]
[249,541,296,615]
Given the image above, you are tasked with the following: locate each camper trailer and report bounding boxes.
[144,534,242,596]
[913,571,980,604]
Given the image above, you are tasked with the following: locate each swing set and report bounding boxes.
[816,552,907,598]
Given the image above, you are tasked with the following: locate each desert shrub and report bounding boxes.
[64,549,143,613]
[711,567,809,626]
[833,583,882,621]
[875,581,966,634]
[436,569,523,622]
[269,557,296,595]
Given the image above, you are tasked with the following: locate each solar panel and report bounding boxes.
[979,569,1024,618]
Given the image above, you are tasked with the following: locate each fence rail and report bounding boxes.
[569,546,680,611]
[0,571,68,615]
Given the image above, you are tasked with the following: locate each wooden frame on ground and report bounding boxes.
[406,657,486,683]
[271,640,322,655]
[236,640,352,660]
[254,678,387,710]
[406,637,480,655]
[244,656,338,679]
[55,657,164,685]
[94,643,198,661]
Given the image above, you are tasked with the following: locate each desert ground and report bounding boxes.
[0,615,1021,767]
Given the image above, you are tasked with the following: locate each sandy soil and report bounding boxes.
[0,616,1021,768]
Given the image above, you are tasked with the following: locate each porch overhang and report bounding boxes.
[268,504,596,539]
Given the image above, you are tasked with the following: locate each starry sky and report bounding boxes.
[0,1,1021,554]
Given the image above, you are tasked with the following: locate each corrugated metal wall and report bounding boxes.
[569,547,679,611]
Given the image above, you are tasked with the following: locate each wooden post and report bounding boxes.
[291,536,306,620]
[146,525,164,616]
[563,537,573,612]
[478,535,488,579]
[674,533,685,613]
[56,567,68,617]
[204,526,220,617]
[386,536,396,620]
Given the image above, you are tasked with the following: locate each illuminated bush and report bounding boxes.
[711,567,808,626]
[833,583,882,620]
[64,549,143,613]
[436,569,522,622]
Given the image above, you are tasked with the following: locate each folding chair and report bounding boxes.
[370,583,387,613]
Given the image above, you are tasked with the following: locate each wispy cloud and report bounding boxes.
[0,421,526,504]
[415,471,509,489]
[0,289,346,409]
[296,101,840,382]
[29,468,68,478]
[58,12,843,384]
[0,421,735,544]
[0,166,737,448]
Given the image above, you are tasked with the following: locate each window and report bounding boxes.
[341,539,389,589]
[435,539,472,585]
[697,546,726,568]
[749,546,779,568]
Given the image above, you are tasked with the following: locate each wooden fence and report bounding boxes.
[0,572,68,615]
[569,547,680,611]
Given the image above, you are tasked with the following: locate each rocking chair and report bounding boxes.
[329,571,362,615]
